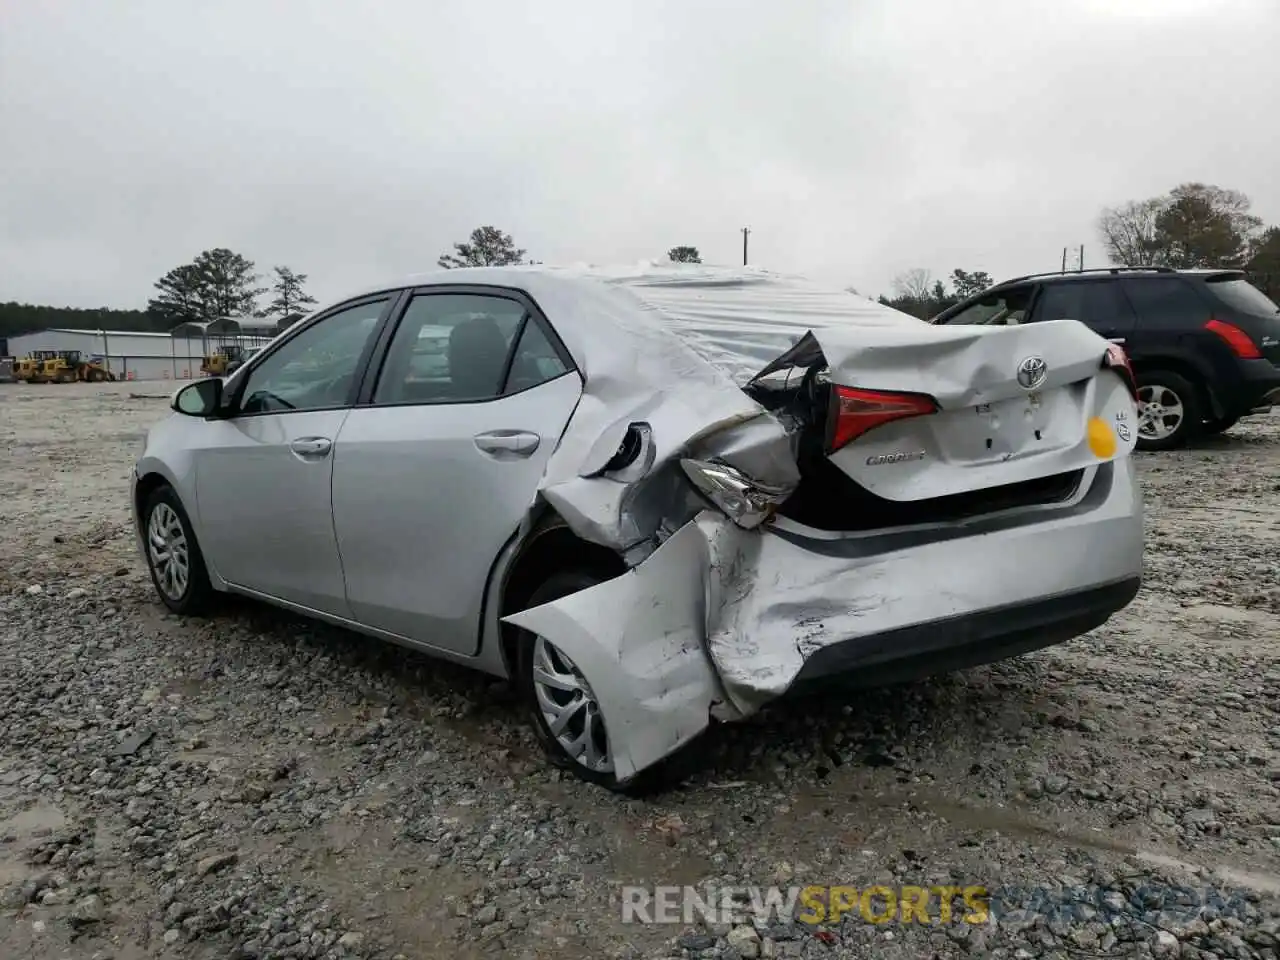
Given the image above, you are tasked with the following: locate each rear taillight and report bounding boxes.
[1205,317,1263,359]
[679,459,796,529]
[1102,342,1138,400]
[827,386,937,452]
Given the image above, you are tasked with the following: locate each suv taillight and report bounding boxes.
[1102,342,1138,400]
[827,386,937,452]
[1205,318,1262,359]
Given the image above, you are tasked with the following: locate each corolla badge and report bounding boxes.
[1016,356,1048,390]
[866,451,926,466]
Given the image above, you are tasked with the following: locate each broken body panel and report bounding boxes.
[491,263,1142,784]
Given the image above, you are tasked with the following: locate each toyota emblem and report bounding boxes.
[1016,356,1048,390]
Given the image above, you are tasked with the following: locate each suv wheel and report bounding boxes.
[1136,370,1202,451]
[515,569,691,795]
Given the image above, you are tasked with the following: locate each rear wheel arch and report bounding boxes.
[1134,367,1205,449]
[495,515,628,677]
[1130,355,1218,415]
[496,522,694,794]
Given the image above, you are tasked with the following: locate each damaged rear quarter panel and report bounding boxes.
[502,520,729,782]
[498,505,886,781]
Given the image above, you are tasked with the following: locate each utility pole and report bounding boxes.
[1061,248,1068,274]
[741,227,750,266]
[1079,245,1085,271]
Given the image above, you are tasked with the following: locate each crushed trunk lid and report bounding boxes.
[754,319,1138,502]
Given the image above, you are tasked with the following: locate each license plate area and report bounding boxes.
[945,385,1084,461]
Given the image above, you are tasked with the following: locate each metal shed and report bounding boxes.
[169,317,280,378]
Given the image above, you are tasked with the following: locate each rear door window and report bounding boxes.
[371,293,572,405]
[1203,276,1280,318]
[502,316,570,395]
[1119,277,1210,330]
[373,294,525,405]
[1030,281,1131,327]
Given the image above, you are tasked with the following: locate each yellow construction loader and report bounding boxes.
[14,355,45,382]
[201,344,245,377]
[17,351,63,383]
[40,351,83,383]
[77,354,116,382]
[38,350,117,383]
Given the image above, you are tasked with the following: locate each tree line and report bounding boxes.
[147,249,317,330]
[1097,181,1279,297]
[878,182,1280,318]
[434,225,705,267]
[0,250,319,340]
[875,268,994,319]
[6,189,1276,343]
[0,302,154,340]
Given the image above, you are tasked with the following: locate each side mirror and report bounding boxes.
[172,378,223,417]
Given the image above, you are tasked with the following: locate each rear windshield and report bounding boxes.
[1203,276,1279,317]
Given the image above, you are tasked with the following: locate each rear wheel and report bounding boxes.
[1136,370,1202,451]
[515,570,689,794]
[142,485,215,615]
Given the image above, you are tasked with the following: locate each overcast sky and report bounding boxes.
[3,0,1278,310]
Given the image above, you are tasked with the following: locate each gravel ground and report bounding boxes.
[2,380,1279,960]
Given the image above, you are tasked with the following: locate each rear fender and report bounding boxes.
[501,520,728,783]
[1128,351,1221,417]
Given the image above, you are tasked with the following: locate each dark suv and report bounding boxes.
[931,267,1280,450]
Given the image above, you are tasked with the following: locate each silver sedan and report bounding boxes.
[132,264,1144,792]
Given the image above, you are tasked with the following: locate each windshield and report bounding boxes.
[1205,277,1279,317]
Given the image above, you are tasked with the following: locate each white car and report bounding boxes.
[132,264,1144,792]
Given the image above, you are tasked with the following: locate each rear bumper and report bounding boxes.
[706,457,1143,711]
[1219,358,1280,416]
[792,576,1140,690]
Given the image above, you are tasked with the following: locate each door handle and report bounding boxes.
[289,436,333,458]
[474,431,540,457]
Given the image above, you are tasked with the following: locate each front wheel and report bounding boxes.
[515,570,690,795]
[142,486,215,615]
[1136,371,1203,451]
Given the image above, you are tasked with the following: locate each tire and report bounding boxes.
[1135,370,1203,451]
[142,485,215,615]
[1202,414,1239,436]
[515,570,694,795]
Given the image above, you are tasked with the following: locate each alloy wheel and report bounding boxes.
[1137,384,1185,441]
[530,635,614,774]
[147,502,190,601]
